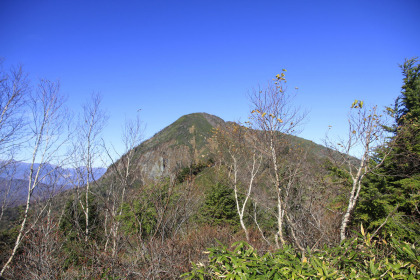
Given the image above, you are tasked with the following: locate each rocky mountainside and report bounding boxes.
[114,112,329,180]
[130,113,225,179]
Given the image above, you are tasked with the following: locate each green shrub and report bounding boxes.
[119,199,157,238]
[177,161,213,183]
[182,229,419,279]
[197,183,239,228]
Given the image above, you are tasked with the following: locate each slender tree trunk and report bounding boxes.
[339,123,376,241]
[270,133,285,247]
[1,120,45,275]
[85,179,89,242]
[340,178,363,242]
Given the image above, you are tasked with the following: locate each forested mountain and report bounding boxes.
[104,112,329,181]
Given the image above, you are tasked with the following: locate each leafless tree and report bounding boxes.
[13,189,66,279]
[71,93,107,242]
[248,71,307,249]
[325,101,390,242]
[0,61,29,161]
[0,62,30,223]
[102,114,144,259]
[1,79,69,276]
[213,123,262,241]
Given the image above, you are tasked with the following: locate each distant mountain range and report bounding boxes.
[0,161,106,207]
[0,161,106,183]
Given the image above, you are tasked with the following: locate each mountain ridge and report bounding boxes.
[110,112,329,181]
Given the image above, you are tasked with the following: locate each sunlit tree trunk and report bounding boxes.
[325,103,390,242]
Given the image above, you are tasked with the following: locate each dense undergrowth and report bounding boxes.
[182,228,419,279]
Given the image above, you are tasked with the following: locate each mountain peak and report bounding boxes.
[178,112,225,127]
[132,112,225,180]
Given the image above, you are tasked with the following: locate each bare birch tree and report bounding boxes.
[71,93,107,242]
[14,172,68,279]
[248,71,307,249]
[0,62,28,161]
[1,79,68,276]
[325,100,389,242]
[103,114,144,258]
[0,63,29,222]
[213,123,262,241]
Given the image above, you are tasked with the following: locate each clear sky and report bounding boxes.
[1,0,419,162]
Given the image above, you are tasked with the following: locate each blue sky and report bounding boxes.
[1,0,419,162]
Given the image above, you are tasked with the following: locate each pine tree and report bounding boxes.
[396,57,420,126]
